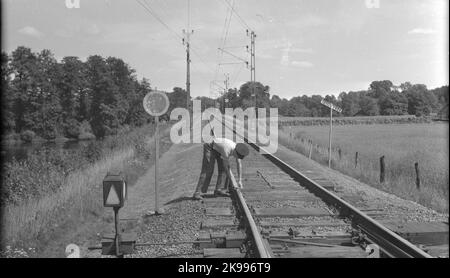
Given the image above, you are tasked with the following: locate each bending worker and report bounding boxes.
[193,137,249,200]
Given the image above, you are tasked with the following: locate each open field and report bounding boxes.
[279,123,449,213]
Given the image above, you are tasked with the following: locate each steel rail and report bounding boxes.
[227,170,271,258]
[221,117,432,258]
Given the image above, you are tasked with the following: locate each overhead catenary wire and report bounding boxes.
[136,0,249,95]
[220,0,252,31]
[135,0,215,73]
[136,0,183,41]
[214,0,235,87]
[214,0,252,95]
[221,0,234,50]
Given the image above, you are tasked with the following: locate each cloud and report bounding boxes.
[285,14,328,29]
[408,28,437,35]
[18,26,44,38]
[290,48,315,54]
[291,61,314,68]
[86,24,101,35]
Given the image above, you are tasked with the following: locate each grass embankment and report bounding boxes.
[279,123,449,213]
[1,123,173,257]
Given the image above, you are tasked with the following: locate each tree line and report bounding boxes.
[2,47,448,142]
[1,47,153,141]
[211,80,448,118]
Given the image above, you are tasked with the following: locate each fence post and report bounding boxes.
[415,162,421,190]
[338,148,342,160]
[380,156,385,183]
[308,143,313,159]
[355,152,358,168]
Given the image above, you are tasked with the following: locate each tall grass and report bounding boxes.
[1,123,169,251]
[279,123,449,213]
[2,148,133,246]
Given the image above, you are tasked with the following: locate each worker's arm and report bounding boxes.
[236,157,243,188]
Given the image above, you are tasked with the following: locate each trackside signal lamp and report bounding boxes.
[103,171,127,208]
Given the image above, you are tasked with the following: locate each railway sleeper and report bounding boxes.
[195,230,247,249]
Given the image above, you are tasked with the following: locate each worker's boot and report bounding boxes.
[192,192,203,201]
[214,189,230,197]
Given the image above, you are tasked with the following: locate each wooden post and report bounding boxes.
[308,143,313,159]
[415,162,420,190]
[328,107,333,168]
[338,148,342,160]
[380,156,385,183]
[355,152,358,168]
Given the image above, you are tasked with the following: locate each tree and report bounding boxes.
[359,95,379,116]
[379,91,408,115]
[4,46,156,139]
[289,96,311,116]
[339,91,361,116]
[400,82,413,92]
[87,55,121,138]
[238,82,270,109]
[224,88,239,109]
[34,49,62,139]
[9,46,39,133]
[58,56,87,138]
[1,51,15,132]
[404,84,435,116]
[369,80,393,99]
[196,96,216,112]
[168,87,188,112]
[106,57,136,125]
[126,78,151,126]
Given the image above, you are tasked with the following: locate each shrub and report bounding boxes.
[64,120,81,139]
[79,120,93,134]
[78,132,96,141]
[83,141,103,163]
[20,130,36,143]
[2,133,21,142]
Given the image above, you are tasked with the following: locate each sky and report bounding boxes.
[2,0,449,99]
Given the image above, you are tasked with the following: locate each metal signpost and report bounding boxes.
[143,91,170,215]
[320,99,342,168]
[101,171,136,257]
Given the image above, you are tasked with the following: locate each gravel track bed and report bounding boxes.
[130,200,205,258]
[257,216,351,235]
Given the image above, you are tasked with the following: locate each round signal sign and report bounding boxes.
[143,91,170,117]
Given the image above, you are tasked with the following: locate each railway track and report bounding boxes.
[193,118,448,258]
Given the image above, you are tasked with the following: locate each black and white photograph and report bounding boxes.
[0,0,448,263]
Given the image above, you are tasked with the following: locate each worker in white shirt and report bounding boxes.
[193,137,249,200]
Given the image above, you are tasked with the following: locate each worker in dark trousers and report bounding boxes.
[193,138,249,200]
